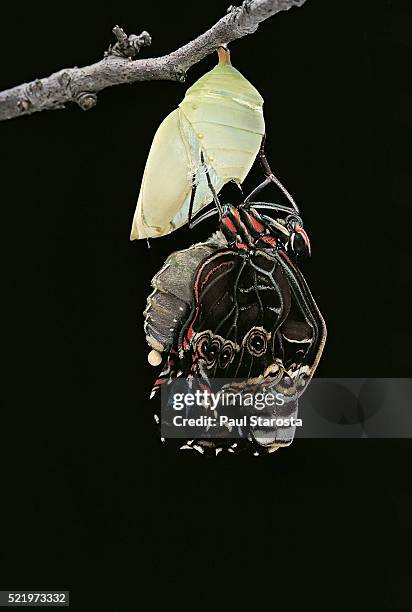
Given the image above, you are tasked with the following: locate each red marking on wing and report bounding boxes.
[259,235,277,247]
[201,261,232,292]
[154,378,167,387]
[235,242,248,251]
[248,213,265,233]
[279,249,299,273]
[183,331,192,349]
[183,255,236,350]
[296,226,311,256]
[223,217,237,234]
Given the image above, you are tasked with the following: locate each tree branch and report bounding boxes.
[0,0,307,122]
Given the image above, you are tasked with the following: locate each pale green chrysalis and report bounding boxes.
[130,48,265,239]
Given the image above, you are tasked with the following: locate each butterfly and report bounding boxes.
[144,141,327,455]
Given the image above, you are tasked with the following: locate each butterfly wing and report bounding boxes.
[179,247,325,393]
[145,240,326,451]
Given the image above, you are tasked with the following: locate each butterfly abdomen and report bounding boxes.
[144,234,227,353]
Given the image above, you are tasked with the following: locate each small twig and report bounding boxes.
[105,26,152,59]
[0,0,307,122]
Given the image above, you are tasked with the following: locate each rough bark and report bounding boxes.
[0,0,307,122]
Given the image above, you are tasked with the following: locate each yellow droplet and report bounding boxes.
[192,103,198,110]
[148,349,162,366]
[198,133,204,139]
[208,155,214,162]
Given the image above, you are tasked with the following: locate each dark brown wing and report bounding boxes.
[178,246,326,396]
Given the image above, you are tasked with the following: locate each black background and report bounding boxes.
[1,1,411,610]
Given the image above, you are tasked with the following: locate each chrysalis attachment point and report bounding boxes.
[148,349,162,366]
[217,46,231,65]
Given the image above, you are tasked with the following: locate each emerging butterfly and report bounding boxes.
[144,140,327,455]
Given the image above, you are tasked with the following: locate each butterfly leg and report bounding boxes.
[245,135,300,214]
[201,151,224,218]
[187,178,198,229]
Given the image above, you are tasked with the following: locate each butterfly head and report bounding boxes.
[286,215,311,257]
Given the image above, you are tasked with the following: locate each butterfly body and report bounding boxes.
[145,202,326,452]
